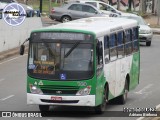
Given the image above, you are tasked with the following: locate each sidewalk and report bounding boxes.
[144,15,160,34]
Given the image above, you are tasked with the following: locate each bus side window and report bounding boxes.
[109,34,117,61]
[117,31,125,58]
[125,29,132,55]
[104,35,109,64]
[132,27,139,52]
[96,40,103,65]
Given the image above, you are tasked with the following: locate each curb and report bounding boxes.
[0,46,28,62]
[152,28,160,35]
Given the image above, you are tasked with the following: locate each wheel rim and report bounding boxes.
[124,89,128,101]
[123,80,128,101]
[62,17,70,22]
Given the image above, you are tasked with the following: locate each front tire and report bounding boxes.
[117,80,128,104]
[95,87,108,114]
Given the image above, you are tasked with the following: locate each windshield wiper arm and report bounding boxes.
[64,41,81,58]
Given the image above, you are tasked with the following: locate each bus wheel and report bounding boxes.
[39,105,50,112]
[95,87,107,114]
[118,80,128,104]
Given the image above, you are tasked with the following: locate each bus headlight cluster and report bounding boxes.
[76,86,91,96]
[29,84,43,94]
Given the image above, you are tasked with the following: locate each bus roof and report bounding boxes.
[33,17,138,37]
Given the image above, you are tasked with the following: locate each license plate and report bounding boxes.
[51,96,62,101]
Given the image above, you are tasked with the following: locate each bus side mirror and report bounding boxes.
[19,38,29,55]
[20,45,25,55]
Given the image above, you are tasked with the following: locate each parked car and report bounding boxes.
[120,13,153,46]
[49,2,109,22]
[65,0,121,15]
[0,0,35,18]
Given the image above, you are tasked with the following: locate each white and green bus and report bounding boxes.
[20,17,140,113]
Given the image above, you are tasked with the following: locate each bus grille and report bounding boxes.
[39,85,79,95]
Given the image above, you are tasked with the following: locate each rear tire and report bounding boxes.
[117,80,128,104]
[61,16,71,23]
[95,87,108,114]
[146,41,151,46]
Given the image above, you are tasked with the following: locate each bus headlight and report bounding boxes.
[76,86,91,96]
[29,85,43,94]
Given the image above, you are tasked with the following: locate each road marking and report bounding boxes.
[0,54,27,65]
[0,95,14,101]
[0,78,5,82]
[134,84,153,94]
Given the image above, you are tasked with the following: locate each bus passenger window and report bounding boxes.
[104,36,109,63]
[132,27,139,52]
[133,40,139,52]
[117,32,124,58]
[109,34,117,61]
[125,29,132,55]
[132,27,138,40]
[96,41,103,65]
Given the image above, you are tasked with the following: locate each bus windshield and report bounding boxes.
[28,33,94,80]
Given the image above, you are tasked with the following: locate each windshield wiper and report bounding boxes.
[64,41,81,58]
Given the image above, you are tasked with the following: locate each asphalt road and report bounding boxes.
[0,35,160,120]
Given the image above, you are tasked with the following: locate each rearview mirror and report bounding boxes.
[20,45,25,55]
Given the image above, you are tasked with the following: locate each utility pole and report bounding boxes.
[128,0,132,11]
[152,0,154,14]
[40,0,43,14]
[109,0,112,5]
[49,0,52,15]
[117,0,120,10]
[157,0,160,25]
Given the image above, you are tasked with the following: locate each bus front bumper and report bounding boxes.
[27,93,95,107]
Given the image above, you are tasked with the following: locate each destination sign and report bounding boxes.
[41,32,85,40]
[31,32,88,41]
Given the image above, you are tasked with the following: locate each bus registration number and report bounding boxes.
[51,96,62,101]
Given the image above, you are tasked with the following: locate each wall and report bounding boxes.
[0,17,42,53]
